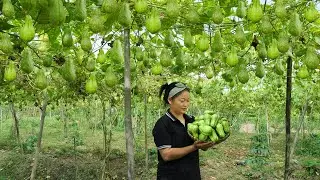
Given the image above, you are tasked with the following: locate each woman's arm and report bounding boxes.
[159,145,197,161]
[159,141,214,161]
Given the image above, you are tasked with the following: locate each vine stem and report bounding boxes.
[22,42,41,60]
[263,0,267,12]
[240,46,252,58]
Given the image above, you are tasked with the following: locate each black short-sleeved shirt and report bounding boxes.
[152,110,201,180]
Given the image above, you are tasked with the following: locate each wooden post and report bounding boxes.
[290,99,308,159]
[284,56,292,180]
[144,93,148,172]
[61,105,68,138]
[9,102,21,148]
[101,100,107,180]
[124,28,134,180]
[265,106,270,145]
[0,106,2,133]
[30,96,48,180]
[74,136,78,180]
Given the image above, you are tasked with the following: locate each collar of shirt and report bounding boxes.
[165,109,193,124]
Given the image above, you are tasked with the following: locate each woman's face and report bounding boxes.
[169,90,190,115]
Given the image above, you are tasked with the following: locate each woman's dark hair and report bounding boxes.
[159,82,189,106]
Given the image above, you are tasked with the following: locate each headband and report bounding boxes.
[168,83,188,99]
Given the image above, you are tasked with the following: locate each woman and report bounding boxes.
[152,82,214,180]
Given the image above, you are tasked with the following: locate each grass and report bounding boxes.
[0,115,319,180]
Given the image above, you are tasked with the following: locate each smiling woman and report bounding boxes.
[152,82,214,180]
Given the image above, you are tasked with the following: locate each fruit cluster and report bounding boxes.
[188,110,230,143]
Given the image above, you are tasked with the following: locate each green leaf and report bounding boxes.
[0,20,15,30]
[314,37,320,46]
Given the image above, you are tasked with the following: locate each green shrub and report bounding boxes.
[301,159,320,176]
[296,133,320,157]
[22,135,37,153]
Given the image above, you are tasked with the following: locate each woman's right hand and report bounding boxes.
[193,133,231,151]
[193,141,214,150]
